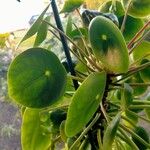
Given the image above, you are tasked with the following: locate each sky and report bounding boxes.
[0,0,46,33]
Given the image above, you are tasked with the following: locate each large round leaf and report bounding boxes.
[89,16,129,73]
[21,108,51,150]
[8,48,67,108]
[65,71,106,137]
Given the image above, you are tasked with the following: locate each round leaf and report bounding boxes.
[8,48,67,108]
[65,71,106,137]
[89,16,129,73]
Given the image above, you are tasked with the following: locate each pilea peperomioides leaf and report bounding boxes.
[89,16,129,73]
[133,41,150,62]
[60,0,84,13]
[103,113,121,150]
[7,48,67,108]
[17,5,50,48]
[65,71,106,137]
[21,108,51,150]
[122,0,150,18]
[34,16,50,47]
[139,59,150,83]
[121,83,133,110]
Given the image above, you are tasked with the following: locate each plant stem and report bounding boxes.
[112,83,150,87]
[113,61,150,83]
[129,105,150,109]
[129,29,150,54]
[70,113,100,150]
[68,75,84,82]
[121,115,136,128]
[119,124,150,148]
[120,0,132,32]
[126,109,150,124]
[130,53,150,67]
[128,20,150,49]
[45,20,101,71]
[48,29,94,72]
[133,100,150,105]
[97,129,103,150]
[118,128,139,150]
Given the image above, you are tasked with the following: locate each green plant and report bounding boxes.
[7,0,150,149]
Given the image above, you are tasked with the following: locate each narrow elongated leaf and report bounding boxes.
[17,5,49,47]
[34,16,50,47]
[103,113,121,150]
[139,59,150,83]
[121,83,133,110]
[65,71,106,137]
[66,15,73,37]
[21,108,51,150]
[61,0,84,13]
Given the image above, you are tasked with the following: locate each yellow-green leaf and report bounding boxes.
[61,0,84,13]
[21,108,51,150]
[65,72,106,137]
[8,48,67,108]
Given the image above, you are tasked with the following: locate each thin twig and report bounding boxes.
[128,20,150,49]
[121,0,132,32]
[70,113,100,150]
[129,29,150,54]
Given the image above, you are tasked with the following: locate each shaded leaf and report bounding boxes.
[139,59,150,83]
[133,41,150,62]
[34,16,50,47]
[89,16,129,73]
[103,113,121,150]
[21,108,51,150]
[121,83,133,110]
[65,72,106,137]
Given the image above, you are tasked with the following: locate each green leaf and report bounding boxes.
[8,48,67,108]
[118,15,144,42]
[65,71,106,137]
[89,16,129,73]
[103,113,121,150]
[121,83,133,110]
[70,27,88,39]
[139,59,150,83]
[132,126,150,150]
[21,108,51,150]
[133,41,150,62]
[122,0,150,18]
[66,15,73,37]
[34,16,50,47]
[17,5,49,47]
[61,0,84,13]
